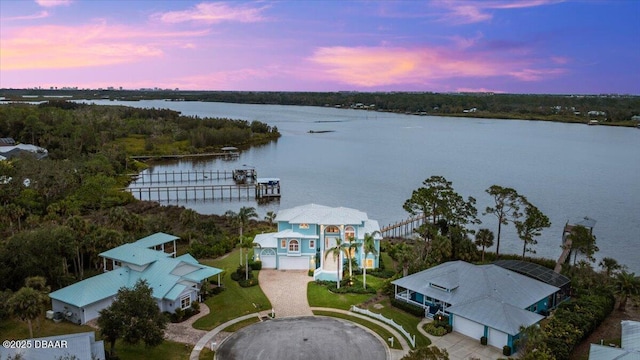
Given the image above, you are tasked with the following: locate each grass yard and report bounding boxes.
[312,310,402,350]
[0,318,94,340]
[199,347,215,360]
[354,273,386,289]
[113,339,192,360]
[222,317,260,332]
[366,298,431,348]
[307,282,376,310]
[194,249,272,330]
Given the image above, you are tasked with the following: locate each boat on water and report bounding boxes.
[587,120,599,125]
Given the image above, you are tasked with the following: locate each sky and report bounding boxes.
[1,0,639,94]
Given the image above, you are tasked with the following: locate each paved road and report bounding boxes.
[215,317,387,360]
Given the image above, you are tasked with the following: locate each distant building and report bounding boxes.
[0,143,48,160]
[589,320,640,359]
[0,331,105,360]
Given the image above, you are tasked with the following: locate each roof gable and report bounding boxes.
[276,203,369,225]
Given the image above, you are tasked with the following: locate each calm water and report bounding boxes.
[89,100,640,273]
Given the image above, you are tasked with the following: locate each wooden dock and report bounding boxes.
[130,152,239,161]
[127,170,236,185]
[380,214,427,238]
[125,183,280,202]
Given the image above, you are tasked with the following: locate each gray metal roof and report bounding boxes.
[623,320,640,351]
[0,332,105,360]
[392,261,559,310]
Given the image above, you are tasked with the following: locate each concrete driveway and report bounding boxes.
[418,319,504,360]
[259,269,313,318]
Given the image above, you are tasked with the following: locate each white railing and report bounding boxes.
[350,305,416,348]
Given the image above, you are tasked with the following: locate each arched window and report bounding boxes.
[326,226,340,233]
[344,226,355,241]
[289,239,299,252]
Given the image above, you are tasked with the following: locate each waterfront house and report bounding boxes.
[392,261,566,350]
[49,232,222,325]
[252,204,381,281]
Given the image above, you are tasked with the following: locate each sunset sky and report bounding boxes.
[1,0,638,94]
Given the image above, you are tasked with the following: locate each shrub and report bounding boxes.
[368,269,397,278]
[231,265,253,281]
[481,336,487,345]
[211,286,224,295]
[239,278,259,287]
[308,270,314,277]
[191,301,200,312]
[390,298,425,317]
[503,345,511,356]
[423,322,447,336]
[314,279,376,294]
[249,260,262,271]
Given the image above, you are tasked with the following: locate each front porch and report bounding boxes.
[394,287,448,318]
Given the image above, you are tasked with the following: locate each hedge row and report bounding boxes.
[542,291,615,360]
[390,298,425,317]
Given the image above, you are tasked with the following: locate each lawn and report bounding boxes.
[366,298,431,348]
[193,249,272,330]
[0,318,94,341]
[307,282,376,310]
[313,310,403,350]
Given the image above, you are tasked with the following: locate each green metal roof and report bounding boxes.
[49,267,137,308]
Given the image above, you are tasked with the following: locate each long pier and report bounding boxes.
[125,183,280,202]
[380,214,427,238]
[130,152,239,161]
[128,170,236,185]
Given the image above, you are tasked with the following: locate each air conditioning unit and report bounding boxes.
[46,310,54,320]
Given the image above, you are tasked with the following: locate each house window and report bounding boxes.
[309,240,315,249]
[299,223,309,229]
[281,239,286,248]
[326,226,339,233]
[180,294,191,310]
[365,258,374,269]
[345,226,355,240]
[289,239,299,252]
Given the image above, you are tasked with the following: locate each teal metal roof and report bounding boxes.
[51,233,222,308]
[99,243,170,266]
[134,232,179,248]
[49,268,137,307]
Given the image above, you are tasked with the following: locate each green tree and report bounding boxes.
[613,271,640,310]
[344,236,361,279]
[567,225,598,265]
[362,232,379,289]
[97,279,167,358]
[264,211,276,227]
[225,206,258,265]
[8,285,48,338]
[484,185,524,257]
[324,237,345,289]
[474,228,494,262]
[180,208,200,244]
[400,345,449,360]
[515,202,551,259]
[240,236,258,280]
[599,257,622,278]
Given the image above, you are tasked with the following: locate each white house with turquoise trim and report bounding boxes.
[252,204,382,281]
[49,232,222,325]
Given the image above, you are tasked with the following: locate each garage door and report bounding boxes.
[453,315,485,340]
[261,256,276,269]
[488,327,509,348]
[279,256,310,270]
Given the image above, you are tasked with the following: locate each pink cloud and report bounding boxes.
[0,21,208,70]
[436,0,564,24]
[2,10,49,21]
[154,2,268,24]
[309,45,565,87]
[35,0,72,7]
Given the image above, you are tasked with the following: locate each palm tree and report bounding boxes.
[599,257,622,278]
[474,228,494,262]
[324,237,344,289]
[613,271,640,310]
[264,211,276,227]
[8,287,47,338]
[225,206,258,265]
[362,232,379,289]
[240,236,258,280]
[344,236,361,279]
[396,243,414,277]
[180,209,200,244]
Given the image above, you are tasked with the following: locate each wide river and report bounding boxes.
[89,100,640,273]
